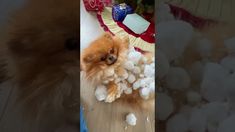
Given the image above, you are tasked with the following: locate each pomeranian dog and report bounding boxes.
[2,0,79,131]
[81,32,154,108]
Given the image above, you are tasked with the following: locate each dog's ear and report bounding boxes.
[122,36,130,48]
[103,32,113,41]
[83,54,94,63]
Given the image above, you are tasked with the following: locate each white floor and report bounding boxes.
[80,0,104,52]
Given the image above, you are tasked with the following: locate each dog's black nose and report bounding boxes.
[107,54,117,64]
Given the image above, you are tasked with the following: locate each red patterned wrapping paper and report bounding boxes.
[83,0,112,12]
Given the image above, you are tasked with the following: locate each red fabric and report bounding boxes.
[168,4,217,29]
[83,0,112,12]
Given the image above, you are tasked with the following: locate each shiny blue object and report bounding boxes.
[80,106,88,132]
[112,3,133,22]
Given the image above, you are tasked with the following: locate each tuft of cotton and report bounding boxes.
[196,38,212,57]
[165,67,191,90]
[144,65,154,77]
[186,91,201,104]
[202,102,229,126]
[156,50,170,79]
[157,20,194,61]
[133,79,141,90]
[124,88,132,94]
[218,114,235,132]
[166,113,189,132]
[128,51,142,64]
[139,87,150,100]
[224,37,235,54]
[156,93,174,120]
[132,66,141,74]
[220,56,235,74]
[200,62,229,102]
[189,61,204,82]
[123,61,134,71]
[127,73,136,83]
[188,108,207,132]
[95,85,107,101]
[126,113,137,126]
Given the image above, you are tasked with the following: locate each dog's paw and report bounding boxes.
[105,82,118,103]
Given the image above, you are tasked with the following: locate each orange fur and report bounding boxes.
[81,33,154,110]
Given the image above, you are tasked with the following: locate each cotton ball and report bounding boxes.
[186,91,201,104]
[95,85,107,101]
[156,50,170,79]
[132,66,141,74]
[165,67,190,90]
[124,88,132,94]
[224,37,235,54]
[218,115,235,132]
[220,56,235,74]
[114,77,121,83]
[196,38,212,57]
[156,93,174,120]
[126,113,137,126]
[127,73,136,83]
[128,51,142,64]
[157,20,193,61]
[189,61,204,82]
[140,77,153,87]
[104,68,115,77]
[123,61,134,71]
[201,63,229,102]
[166,113,189,132]
[133,79,141,90]
[139,74,144,78]
[149,82,155,92]
[139,87,150,99]
[188,108,207,132]
[202,102,229,127]
[119,82,128,91]
[144,65,154,77]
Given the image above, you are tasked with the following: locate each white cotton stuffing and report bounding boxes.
[157,20,194,61]
[188,108,207,132]
[123,61,135,71]
[139,87,150,100]
[132,66,141,74]
[217,114,235,132]
[186,91,201,104]
[126,113,137,126]
[95,85,108,101]
[156,93,174,120]
[156,50,170,79]
[166,113,189,132]
[220,56,235,74]
[196,38,213,57]
[127,73,136,83]
[128,51,142,64]
[144,64,154,77]
[200,62,229,102]
[124,88,132,94]
[189,61,204,82]
[165,67,191,90]
[133,79,141,90]
[224,37,235,54]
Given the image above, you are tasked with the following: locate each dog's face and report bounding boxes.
[81,33,129,79]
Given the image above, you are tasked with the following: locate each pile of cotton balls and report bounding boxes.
[156,3,235,132]
[95,46,155,103]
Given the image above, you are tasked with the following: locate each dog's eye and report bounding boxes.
[65,38,78,50]
[100,56,106,61]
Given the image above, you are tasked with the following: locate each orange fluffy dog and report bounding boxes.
[2,0,79,131]
[81,33,154,108]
